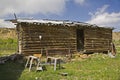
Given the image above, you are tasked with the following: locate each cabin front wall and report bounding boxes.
[84,28,112,52]
[17,22,112,54]
[17,23,77,55]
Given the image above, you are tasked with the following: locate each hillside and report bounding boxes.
[113,32,120,41]
[0,28,17,39]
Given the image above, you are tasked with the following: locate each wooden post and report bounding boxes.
[46,49,48,57]
[92,40,94,48]
[41,48,42,54]
[69,49,72,58]
[108,40,109,47]
[54,58,57,71]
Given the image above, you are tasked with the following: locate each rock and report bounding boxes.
[0,53,23,64]
[60,72,68,76]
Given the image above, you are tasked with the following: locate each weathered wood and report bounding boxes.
[83,28,112,52]
[16,21,112,55]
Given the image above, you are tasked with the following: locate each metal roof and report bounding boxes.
[8,19,114,29]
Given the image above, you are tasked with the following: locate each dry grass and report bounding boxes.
[0,28,17,39]
[113,32,120,41]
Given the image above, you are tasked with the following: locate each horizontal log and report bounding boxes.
[22,43,76,46]
[21,40,76,43]
[84,46,109,49]
[22,48,75,54]
[85,35,112,39]
[22,45,76,49]
[84,38,112,41]
[85,49,109,52]
[84,47,109,49]
[85,48,109,50]
[21,37,76,40]
[85,31,112,34]
[84,44,110,47]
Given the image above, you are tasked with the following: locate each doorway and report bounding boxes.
[76,29,84,52]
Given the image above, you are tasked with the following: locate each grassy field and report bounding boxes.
[0,38,17,56]
[0,28,17,56]
[0,49,120,80]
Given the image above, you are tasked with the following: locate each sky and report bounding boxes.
[0,0,120,31]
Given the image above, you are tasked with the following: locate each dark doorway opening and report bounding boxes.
[76,29,84,52]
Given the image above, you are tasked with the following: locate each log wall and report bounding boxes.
[84,28,112,52]
[17,23,77,55]
[17,22,112,55]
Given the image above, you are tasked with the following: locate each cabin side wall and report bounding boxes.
[17,23,77,55]
[84,28,112,52]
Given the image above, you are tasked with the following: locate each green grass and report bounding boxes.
[0,38,17,50]
[0,38,17,56]
[0,52,120,80]
[0,50,17,56]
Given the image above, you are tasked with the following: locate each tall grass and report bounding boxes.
[0,38,17,56]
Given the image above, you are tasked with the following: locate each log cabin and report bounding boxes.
[12,19,113,55]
